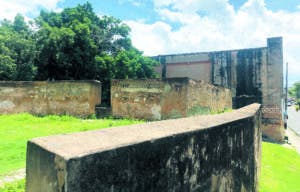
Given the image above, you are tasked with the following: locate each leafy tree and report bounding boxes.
[113,48,157,79]
[13,13,29,33]
[35,3,134,81]
[0,55,16,80]
[0,14,36,80]
[95,15,132,55]
[35,4,98,80]
[34,3,158,104]
[289,81,300,100]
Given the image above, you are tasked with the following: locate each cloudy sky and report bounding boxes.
[0,0,299,85]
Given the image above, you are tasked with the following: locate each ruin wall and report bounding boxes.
[111,78,232,120]
[0,80,101,117]
[187,79,232,115]
[111,79,164,120]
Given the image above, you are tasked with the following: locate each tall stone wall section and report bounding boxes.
[154,37,284,141]
[111,78,232,120]
[26,103,261,192]
[263,37,284,141]
[209,39,283,141]
[209,48,267,109]
[209,48,267,112]
[0,81,101,117]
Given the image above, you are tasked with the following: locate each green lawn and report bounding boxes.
[0,179,24,192]
[0,113,142,178]
[260,142,300,192]
[1,114,300,191]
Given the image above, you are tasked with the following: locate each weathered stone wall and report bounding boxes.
[262,37,284,141]
[0,80,101,117]
[209,48,267,109]
[160,78,189,119]
[154,37,284,141]
[111,79,164,120]
[187,79,232,115]
[26,103,261,192]
[111,78,232,120]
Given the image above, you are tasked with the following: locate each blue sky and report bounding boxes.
[58,0,159,23]
[57,0,300,24]
[0,0,299,85]
[230,0,300,12]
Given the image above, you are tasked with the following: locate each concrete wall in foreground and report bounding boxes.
[111,78,232,120]
[0,80,101,117]
[26,103,261,192]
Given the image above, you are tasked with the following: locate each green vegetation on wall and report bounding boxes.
[187,105,211,116]
[187,105,232,116]
[162,109,183,120]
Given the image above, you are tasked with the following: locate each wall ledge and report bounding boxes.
[30,103,261,160]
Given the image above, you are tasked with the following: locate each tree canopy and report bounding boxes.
[0,3,158,104]
[0,14,36,80]
[289,81,300,100]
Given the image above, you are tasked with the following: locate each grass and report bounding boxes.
[260,142,300,192]
[1,114,300,191]
[0,113,142,178]
[0,179,25,192]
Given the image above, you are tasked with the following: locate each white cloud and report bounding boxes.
[126,21,173,55]
[127,0,300,83]
[0,0,61,21]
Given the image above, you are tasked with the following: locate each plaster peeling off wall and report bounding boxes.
[0,101,16,112]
